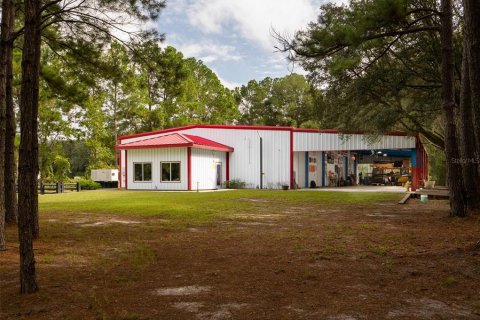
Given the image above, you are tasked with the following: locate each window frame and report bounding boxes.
[160,161,181,183]
[133,162,152,183]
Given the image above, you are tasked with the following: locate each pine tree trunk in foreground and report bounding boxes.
[0,0,16,251]
[464,0,480,164]
[18,0,41,293]
[4,0,17,225]
[458,42,480,210]
[440,0,466,217]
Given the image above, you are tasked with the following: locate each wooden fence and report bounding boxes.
[39,182,81,194]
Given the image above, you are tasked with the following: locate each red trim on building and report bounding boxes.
[293,128,413,136]
[117,143,186,150]
[118,125,197,141]
[184,134,234,151]
[422,142,429,181]
[117,143,233,152]
[290,129,294,189]
[425,152,429,179]
[125,150,128,190]
[293,128,343,134]
[192,124,292,131]
[421,146,425,184]
[424,150,427,181]
[411,136,429,191]
[226,152,230,183]
[187,147,192,191]
[118,124,416,142]
[412,139,419,191]
[119,150,122,188]
[118,124,294,141]
[412,168,419,191]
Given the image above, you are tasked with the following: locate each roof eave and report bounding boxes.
[115,143,194,150]
[115,143,233,152]
[192,144,234,152]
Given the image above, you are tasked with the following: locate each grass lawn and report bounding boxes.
[39,189,402,222]
[1,189,480,319]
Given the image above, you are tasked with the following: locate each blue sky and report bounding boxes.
[156,0,343,89]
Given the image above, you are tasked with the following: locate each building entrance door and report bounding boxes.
[216,163,222,188]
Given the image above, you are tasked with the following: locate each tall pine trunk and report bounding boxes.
[18,0,41,293]
[440,0,466,217]
[464,1,480,165]
[5,0,17,225]
[0,0,16,251]
[458,43,480,210]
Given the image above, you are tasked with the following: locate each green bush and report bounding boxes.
[223,179,246,189]
[77,178,102,190]
[425,144,446,185]
[53,155,71,183]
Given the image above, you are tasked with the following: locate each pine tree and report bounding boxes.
[0,0,17,251]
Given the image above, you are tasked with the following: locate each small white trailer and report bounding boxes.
[91,169,118,182]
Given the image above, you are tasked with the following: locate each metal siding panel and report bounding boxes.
[181,128,290,189]
[127,148,188,190]
[294,132,416,151]
[294,152,306,188]
[293,152,298,186]
[120,150,126,188]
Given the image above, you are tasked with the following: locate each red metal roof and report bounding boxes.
[115,133,234,152]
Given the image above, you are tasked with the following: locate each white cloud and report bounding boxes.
[272,64,286,70]
[185,0,322,50]
[168,40,243,63]
[158,0,348,85]
[212,69,241,89]
[219,77,241,90]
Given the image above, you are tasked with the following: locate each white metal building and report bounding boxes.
[116,125,428,191]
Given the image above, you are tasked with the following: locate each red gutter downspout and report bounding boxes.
[119,149,122,189]
[226,152,230,183]
[187,147,192,191]
[412,136,422,191]
[425,151,429,180]
[125,150,128,190]
[425,146,428,181]
[290,129,294,189]
[411,140,417,192]
[421,146,425,183]
[419,140,427,185]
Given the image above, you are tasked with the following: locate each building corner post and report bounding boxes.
[226,151,230,184]
[305,152,309,188]
[125,150,128,190]
[187,147,192,191]
[290,129,294,189]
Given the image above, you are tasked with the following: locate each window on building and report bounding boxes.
[134,163,152,182]
[161,162,181,182]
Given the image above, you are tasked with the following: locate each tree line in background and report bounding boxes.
[37,42,240,179]
[37,45,318,179]
[4,18,324,192]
